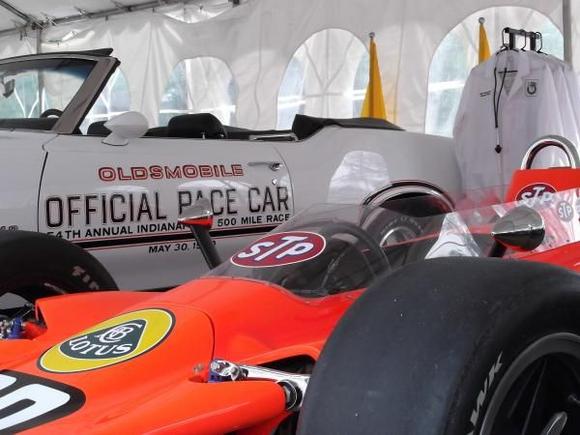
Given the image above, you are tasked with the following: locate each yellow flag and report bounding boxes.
[478,18,491,64]
[361,33,387,120]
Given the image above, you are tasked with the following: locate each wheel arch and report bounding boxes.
[363,180,455,212]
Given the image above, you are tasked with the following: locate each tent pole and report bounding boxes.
[36,26,42,54]
[37,26,44,113]
[0,0,32,24]
[563,0,572,64]
[0,0,207,38]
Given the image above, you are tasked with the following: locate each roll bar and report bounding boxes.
[521,135,580,170]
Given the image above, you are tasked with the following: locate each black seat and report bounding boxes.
[145,126,168,137]
[87,120,110,136]
[167,113,227,139]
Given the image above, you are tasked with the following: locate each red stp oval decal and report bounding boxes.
[516,183,557,206]
[231,231,326,268]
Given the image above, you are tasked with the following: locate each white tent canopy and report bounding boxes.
[0,0,223,29]
[0,0,577,133]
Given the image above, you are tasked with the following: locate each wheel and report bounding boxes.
[298,257,580,435]
[40,108,63,118]
[0,231,117,306]
[363,194,453,268]
[364,191,453,246]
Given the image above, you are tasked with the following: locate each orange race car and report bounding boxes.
[0,139,579,434]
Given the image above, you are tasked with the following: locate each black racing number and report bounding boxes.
[173,243,189,252]
[0,371,85,432]
[216,217,237,227]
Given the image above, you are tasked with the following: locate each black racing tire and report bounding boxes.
[0,230,117,304]
[298,257,580,435]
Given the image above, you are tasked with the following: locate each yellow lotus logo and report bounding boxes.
[39,309,174,373]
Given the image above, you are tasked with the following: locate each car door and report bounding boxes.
[39,135,293,290]
[0,131,54,233]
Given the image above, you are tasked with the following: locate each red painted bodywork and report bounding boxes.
[0,168,578,434]
[2,279,357,434]
[505,167,580,201]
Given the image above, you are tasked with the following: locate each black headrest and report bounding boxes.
[87,121,110,136]
[167,113,227,139]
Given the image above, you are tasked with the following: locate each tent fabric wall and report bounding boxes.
[0,0,570,132]
[571,1,580,70]
[0,34,35,59]
[276,28,369,129]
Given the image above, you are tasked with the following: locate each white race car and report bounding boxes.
[0,48,460,300]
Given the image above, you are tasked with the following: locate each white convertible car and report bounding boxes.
[0,48,461,298]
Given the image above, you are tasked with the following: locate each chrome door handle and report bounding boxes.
[248,161,284,171]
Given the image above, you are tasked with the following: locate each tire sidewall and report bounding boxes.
[298,258,580,435]
[0,231,117,300]
[448,293,580,435]
[364,195,448,247]
[376,214,424,246]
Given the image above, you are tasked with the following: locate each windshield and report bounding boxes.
[0,58,95,121]
[210,188,580,297]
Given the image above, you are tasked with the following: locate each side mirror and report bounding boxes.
[489,206,545,257]
[178,199,221,269]
[102,111,149,146]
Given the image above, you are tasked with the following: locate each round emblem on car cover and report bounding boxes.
[231,231,326,268]
[39,308,174,373]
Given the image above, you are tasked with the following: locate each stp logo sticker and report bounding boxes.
[39,308,174,373]
[231,231,326,268]
[557,200,574,222]
[516,183,557,207]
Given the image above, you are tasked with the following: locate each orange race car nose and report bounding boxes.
[0,303,221,433]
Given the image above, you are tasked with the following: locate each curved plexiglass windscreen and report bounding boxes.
[210,188,580,297]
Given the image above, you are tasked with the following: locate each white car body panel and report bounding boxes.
[0,131,56,232]
[39,135,293,288]
[276,127,461,209]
